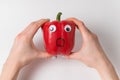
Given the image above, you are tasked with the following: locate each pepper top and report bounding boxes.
[56,12,62,21]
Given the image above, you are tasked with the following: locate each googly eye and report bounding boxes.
[64,25,72,32]
[49,25,56,32]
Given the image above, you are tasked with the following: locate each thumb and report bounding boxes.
[37,51,52,59]
[65,52,74,59]
[65,52,81,60]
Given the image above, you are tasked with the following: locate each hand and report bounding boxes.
[66,18,119,80]
[6,19,51,68]
[0,19,52,80]
[66,18,111,69]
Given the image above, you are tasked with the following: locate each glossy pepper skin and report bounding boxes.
[42,12,76,55]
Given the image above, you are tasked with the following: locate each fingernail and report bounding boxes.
[47,18,50,21]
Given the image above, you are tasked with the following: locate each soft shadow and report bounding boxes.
[33,29,46,51]
[72,29,82,52]
[88,22,120,75]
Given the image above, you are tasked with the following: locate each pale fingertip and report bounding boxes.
[46,18,50,21]
[65,54,74,59]
[66,17,77,20]
[36,18,50,23]
[46,53,52,58]
[69,52,79,59]
[65,55,70,59]
[38,51,52,59]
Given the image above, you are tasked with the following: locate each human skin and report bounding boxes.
[0,19,51,80]
[66,18,119,80]
[0,18,119,80]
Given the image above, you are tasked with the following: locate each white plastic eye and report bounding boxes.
[49,25,56,32]
[64,25,72,32]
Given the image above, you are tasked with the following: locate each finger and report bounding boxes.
[65,52,80,60]
[37,51,52,59]
[67,18,88,33]
[65,52,75,59]
[67,18,92,39]
[23,19,49,40]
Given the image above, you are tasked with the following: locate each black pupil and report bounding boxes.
[66,27,70,31]
[50,27,54,31]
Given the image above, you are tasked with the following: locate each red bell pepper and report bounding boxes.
[42,12,76,56]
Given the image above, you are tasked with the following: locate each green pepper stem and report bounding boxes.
[56,12,62,21]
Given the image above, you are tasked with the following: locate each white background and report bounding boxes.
[0,0,120,80]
